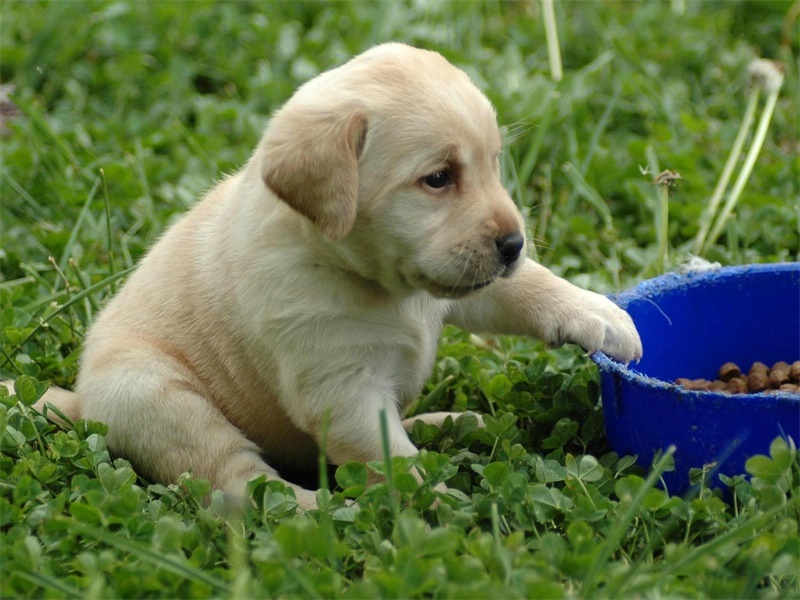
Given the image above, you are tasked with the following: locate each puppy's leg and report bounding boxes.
[402,411,485,430]
[325,404,449,500]
[78,346,317,510]
[448,258,643,363]
[323,397,419,468]
[304,377,449,499]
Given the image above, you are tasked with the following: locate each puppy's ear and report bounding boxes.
[261,106,368,240]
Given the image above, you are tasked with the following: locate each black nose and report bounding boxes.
[495,232,524,266]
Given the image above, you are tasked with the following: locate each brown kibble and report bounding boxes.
[748,371,769,392]
[769,368,790,387]
[678,378,711,391]
[748,361,769,375]
[677,359,798,395]
[681,379,700,390]
[718,362,741,382]
[790,361,800,382]
[726,378,748,394]
[696,379,715,391]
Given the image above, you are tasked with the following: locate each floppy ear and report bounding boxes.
[261,104,368,240]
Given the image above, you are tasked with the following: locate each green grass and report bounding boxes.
[1,1,798,597]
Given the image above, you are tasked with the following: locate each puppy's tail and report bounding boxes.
[2,380,81,425]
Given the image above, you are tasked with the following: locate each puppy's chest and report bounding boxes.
[375,306,444,407]
[394,323,440,405]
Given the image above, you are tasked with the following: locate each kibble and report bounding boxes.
[748,370,769,392]
[769,367,790,387]
[718,362,741,381]
[789,361,800,382]
[725,377,748,394]
[675,361,800,395]
[749,362,769,376]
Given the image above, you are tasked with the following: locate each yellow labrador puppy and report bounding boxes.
[22,44,642,509]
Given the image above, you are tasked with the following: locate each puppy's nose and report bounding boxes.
[495,232,524,266]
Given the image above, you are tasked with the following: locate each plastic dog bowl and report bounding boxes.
[592,263,800,495]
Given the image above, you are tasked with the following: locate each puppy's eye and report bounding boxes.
[422,170,451,189]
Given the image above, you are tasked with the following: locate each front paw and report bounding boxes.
[554,292,643,364]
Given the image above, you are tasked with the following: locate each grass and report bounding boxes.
[1,1,799,597]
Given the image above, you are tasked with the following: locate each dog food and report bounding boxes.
[675,360,800,394]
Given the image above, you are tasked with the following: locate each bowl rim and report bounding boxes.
[591,262,800,403]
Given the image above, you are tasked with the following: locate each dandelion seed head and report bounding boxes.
[748,59,784,94]
[679,255,721,273]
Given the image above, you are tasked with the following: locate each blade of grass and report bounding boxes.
[318,409,331,495]
[561,163,622,289]
[0,276,36,289]
[491,502,512,584]
[581,445,676,594]
[580,82,621,177]
[624,503,789,596]
[12,570,84,598]
[10,93,84,176]
[57,176,101,283]
[76,523,231,593]
[503,148,539,261]
[540,0,563,82]
[536,163,553,250]
[48,255,76,340]
[518,90,559,184]
[0,169,50,222]
[173,119,216,175]
[22,289,69,312]
[20,262,60,289]
[100,168,116,278]
[131,138,154,210]
[409,375,455,417]
[1,266,133,369]
[379,408,399,519]
[68,257,99,321]
[561,162,613,230]
[226,518,253,600]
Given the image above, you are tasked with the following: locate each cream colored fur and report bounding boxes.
[12,44,642,510]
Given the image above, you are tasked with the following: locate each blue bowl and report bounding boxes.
[592,263,800,495]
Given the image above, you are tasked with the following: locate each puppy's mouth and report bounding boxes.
[416,274,496,299]
[414,257,521,299]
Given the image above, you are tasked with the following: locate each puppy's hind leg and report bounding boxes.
[79,352,318,511]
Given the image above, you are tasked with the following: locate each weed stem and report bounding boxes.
[705,85,781,250]
[657,183,669,273]
[693,88,760,254]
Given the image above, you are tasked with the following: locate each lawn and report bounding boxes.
[1,1,798,597]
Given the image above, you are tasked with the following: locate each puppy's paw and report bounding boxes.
[555,291,643,364]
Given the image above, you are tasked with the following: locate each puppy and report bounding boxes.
[20,43,641,510]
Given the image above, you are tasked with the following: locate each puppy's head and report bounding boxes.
[259,43,525,298]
